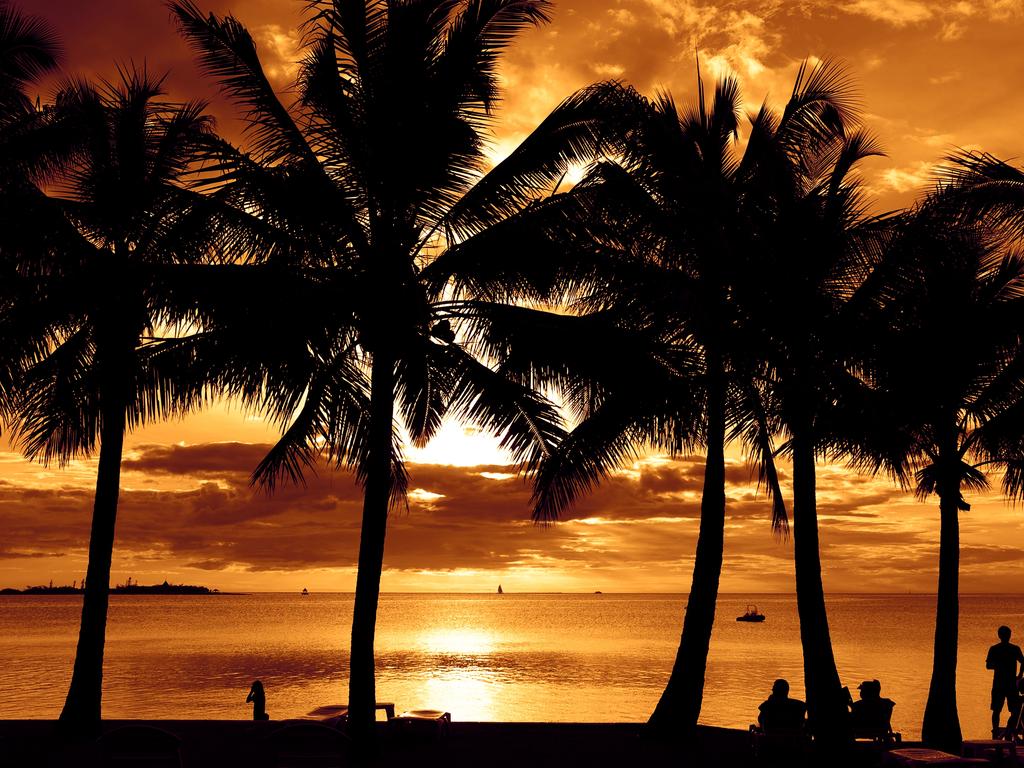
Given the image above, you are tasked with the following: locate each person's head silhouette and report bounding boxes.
[999,625,1012,642]
[857,679,881,700]
[772,679,790,697]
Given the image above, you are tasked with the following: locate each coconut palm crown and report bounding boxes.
[730,63,887,741]
[457,61,872,741]
[843,188,1024,751]
[168,0,632,739]
[0,69,217,735]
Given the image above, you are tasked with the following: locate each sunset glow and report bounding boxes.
[6,2,1024,761]
[2,0,1016,601]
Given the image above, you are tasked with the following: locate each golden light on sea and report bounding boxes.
[416,628,499,656]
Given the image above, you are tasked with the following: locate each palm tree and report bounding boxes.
[0,69,215,736]
[733,66,884,743]
[445,62,863,739]
[168,0,619,740]
[517,76,787,741]
[845,184,1024,751]
[0,2,59,118]
[0,2,61,410]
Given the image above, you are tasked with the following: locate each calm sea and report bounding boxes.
[0,593,1019,739]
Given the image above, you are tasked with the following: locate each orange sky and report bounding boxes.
[6,0,1024,593]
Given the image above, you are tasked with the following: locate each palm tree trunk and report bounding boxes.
[348,347,395,745]
[58,383,128,738]
[791,424,848,745]
[921,469,962,751]
[648,352,726,739]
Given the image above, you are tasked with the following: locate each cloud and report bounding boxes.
[842,0,934,26]
[0,548,64,559]
[960,544,1024,566]
[251,23,302,83]
[14,0,1024,593]
[939,20,965,40]
[29,0,1024,226]
[0,440,944,592]
[878,161,936,193]
[840,0,1022,33]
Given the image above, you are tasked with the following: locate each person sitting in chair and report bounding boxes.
[758,679,807,732]
[850,679,895,735]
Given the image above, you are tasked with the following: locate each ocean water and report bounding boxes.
[0,593,1019,739]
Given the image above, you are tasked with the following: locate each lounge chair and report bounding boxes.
[96,725,182,768]
[882,747,988,766]
[389,709,451,741]
[303,702,396,726]
[265,721,351,768]
[852,721,902,746]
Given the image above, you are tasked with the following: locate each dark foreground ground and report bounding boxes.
[0,720,920,767]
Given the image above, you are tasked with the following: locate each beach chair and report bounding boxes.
[1002,698,1024,742]
[303,702,396,727]
[389,710,451,742]
[961,739,1017,764]
[882,747,989,766]
[851,699,902,746]
[96,725,182,768]
[748,722,809,764]
[265,721,351,768]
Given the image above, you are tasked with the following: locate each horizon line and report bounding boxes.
[2,589,1006,595]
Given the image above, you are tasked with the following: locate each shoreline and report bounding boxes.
[0,720,744,767]
[0,719,904,767]
[0,593,1011,598]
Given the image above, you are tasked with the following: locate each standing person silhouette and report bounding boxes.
[246,680,269,721]
[986,626,1024,737]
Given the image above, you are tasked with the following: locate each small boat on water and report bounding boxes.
[736,605,765,622]
[497,584,503,594]
[301,588,309,596]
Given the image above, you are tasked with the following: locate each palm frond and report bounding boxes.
[530,393,647,522]
[441,342,565,471]
[443,81,640,238]
[169,1,321,167]
[0,2,61,115]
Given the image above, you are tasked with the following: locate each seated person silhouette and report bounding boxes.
[758,679,807,732]
[247,680,269,721]
[850,679,895,737]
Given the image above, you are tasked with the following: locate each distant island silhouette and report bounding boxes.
[1,579,222,595]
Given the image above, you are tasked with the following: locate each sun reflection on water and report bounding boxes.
[413,673,499,721]
[396,629,503,719]
[416,628,497,655]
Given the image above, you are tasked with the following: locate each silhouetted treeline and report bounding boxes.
[0,581,216,595]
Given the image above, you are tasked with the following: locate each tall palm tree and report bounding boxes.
[169,0,620,740]
[734,67,885,743]
[0,69,215,736]
[518,75,788,741]
[441,62,863,739]
[845,185,1024,751]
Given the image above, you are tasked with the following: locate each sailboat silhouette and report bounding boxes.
[497,584,503,594]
